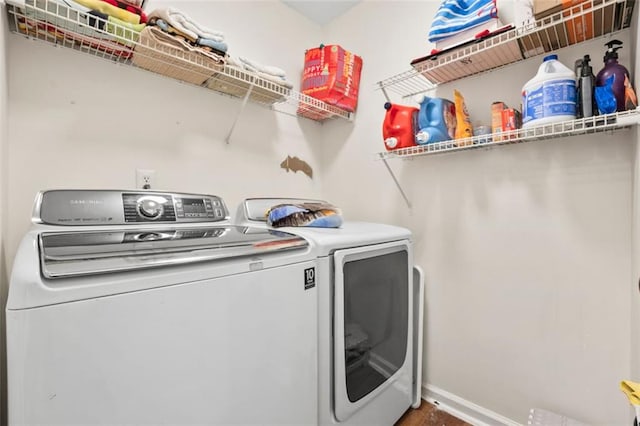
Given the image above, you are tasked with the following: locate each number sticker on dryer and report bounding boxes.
[304,267,316,290]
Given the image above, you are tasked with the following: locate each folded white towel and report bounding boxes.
[226,55,241,67]
[226,56,291,88]
[254,70,292,88]
[149,7,224,42]
[238,56,286,78]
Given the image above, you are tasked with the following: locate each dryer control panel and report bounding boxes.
[34,190,229,226]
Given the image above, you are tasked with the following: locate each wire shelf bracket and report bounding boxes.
[224,79,255,144]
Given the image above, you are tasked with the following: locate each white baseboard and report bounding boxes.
[422,384,522,426]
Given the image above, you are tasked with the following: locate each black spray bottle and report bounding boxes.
[575,55,597,118]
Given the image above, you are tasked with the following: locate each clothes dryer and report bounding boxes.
[6,190,319,425]
[235,198,424,426]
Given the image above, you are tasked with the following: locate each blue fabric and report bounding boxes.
[267,203,343,228]
[595,75,617,114]
[155,18,170,32]
[196,37,228,54]
[268,205,306,222]
[154,18,228,53]
[428,0,497,43]
[304,215,343,228]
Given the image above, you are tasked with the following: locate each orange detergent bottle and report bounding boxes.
[382,102,419,151]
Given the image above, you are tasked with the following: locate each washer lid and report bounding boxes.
[39,225,308,278]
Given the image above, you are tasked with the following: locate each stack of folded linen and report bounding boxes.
[12,0,146,58]
[76,0,148,44]
[147,8,228,57]
[132,7,225,85]
[207,54,293,105]
[74,0,148,25]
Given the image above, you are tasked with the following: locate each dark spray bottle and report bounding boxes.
[575,55,597,118]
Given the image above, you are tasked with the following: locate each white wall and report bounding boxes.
[0,3,8,424]
[631,0,640,399]
[325,1,635,424]
[6,0,325,271]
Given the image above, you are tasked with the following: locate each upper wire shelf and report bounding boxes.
[376,109,640,160]
[378,0,635,98]
[5,0,352,122]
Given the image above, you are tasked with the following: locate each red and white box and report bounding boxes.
[300,45,363,114]
[501,107,522,139]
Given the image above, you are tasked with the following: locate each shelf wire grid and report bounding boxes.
[377,69,436,100]
[378,0,634,93]
[376,109,640,160]
[6,0,351,121]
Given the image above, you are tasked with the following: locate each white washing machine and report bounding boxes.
[235,198,424,426]
[6,190,319,425]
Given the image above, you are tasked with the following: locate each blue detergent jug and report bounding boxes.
[415,95,456,144]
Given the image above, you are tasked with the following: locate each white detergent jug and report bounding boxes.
[522,54,576,127]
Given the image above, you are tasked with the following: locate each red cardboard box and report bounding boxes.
[532,0,617,45]
[300,45,363,113]
[491,101,507,141]
[501,108,522,139]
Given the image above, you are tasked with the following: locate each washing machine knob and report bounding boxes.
[137,196,164,220]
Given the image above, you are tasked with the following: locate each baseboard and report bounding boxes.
[422,384,521,426]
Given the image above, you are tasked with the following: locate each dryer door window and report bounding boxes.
[333,241,412,422]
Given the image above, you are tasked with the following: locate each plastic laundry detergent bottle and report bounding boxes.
[382,102,419,151]
[522,54,576,128]
[415,94,456,144]
[596,39,630,112]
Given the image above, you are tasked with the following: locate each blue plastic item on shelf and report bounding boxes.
[415,95,456,144]
[595,75,617,114]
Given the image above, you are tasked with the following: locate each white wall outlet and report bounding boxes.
[136,169,156,190]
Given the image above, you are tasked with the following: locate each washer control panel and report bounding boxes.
[123,193,226,223]
[36,190,229,226]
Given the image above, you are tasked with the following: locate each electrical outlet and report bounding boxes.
[136,169,156,190]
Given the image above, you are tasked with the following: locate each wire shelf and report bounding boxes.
[376,109,640,160]
[378,0,635,95]
[377,69,436,100]
[5,0,352,122]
